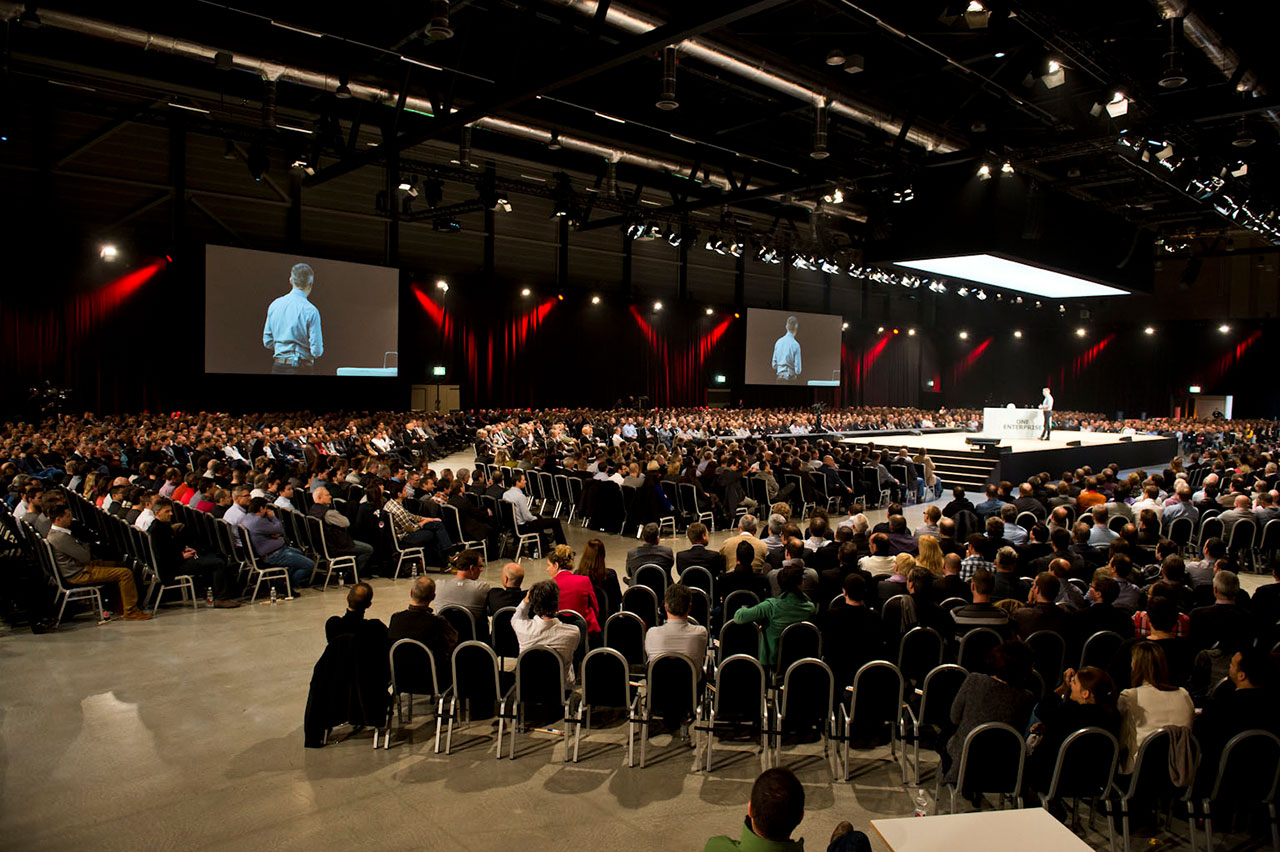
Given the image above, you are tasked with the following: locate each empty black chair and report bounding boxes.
[1104,727,1201,852]
[621,584,661,628]
[388,639,443,751]
[1186,729,1280,852]
[723,589,760,623]
[774,620,822,680]
[679,565,715,599]
[441,641,508,755]
[902,664,968,785]
[1038,727,1119,842]
[603,611,647,674]
[438,605,478,644]
[571,648,636,763]
[490,606,520,666]
[897,626,945,689]
[701,654,768,772]
[1024,630,1066,696]
[771,657,838,780]
[944,722,1026,813]
[839,660,906,783]
[717,620,762,664]
[632,563,669,598]
[633,653,702,768]
[501,647,571,760]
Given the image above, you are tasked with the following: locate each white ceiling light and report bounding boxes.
[895,254,1129,299]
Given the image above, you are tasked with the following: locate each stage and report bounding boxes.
[841,430,1177,490]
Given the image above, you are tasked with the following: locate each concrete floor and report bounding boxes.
[1,449,1260,851]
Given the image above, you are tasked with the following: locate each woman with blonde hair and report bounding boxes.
[917,535,944,576]
[546,543,601,643]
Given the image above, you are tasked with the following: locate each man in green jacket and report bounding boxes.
[733,565,817,665]
[704,768,806,852]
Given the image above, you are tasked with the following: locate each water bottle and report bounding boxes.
[206,587,214,606]
[336,571,344,587]
[914,789,929,818]
[411,563,419,580]
[99,609,112,624]
[270,586,278,604]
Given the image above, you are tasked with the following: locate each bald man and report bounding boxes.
[388,576,457,689]
[487,562,526,615]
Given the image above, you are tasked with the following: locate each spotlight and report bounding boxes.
[436,280,449,292]
[826,49,845,66]
[1042,58,1065,89]
[994,51,1006,58]
[819,258,841,274]
[843,54,865,74]
[656,46,678,110]
[666,228,683,247]
[965,1,989,27]
[705,307,714,315]
[823,187,844,204]
[521,287,531,297]
[891,186,914,204]
[729,236,745,258]
[1218,323,1230,333]
[876,326,885,334]
[1105,91,1129,118]
[1014,330,1022,338]
[246,144,269,181]
[977,163,992,180]
[1035,301,1043,309]
[626,221,645,240]
[975,289,987,301]
[653,301,663,311]
[957,287,969,297]
[99,243,119,261]
[1232,125,1257,148]
[907,328,916,336]
[591,295,600,305]
[842,322,850,331]
[958,331,969,340]
[557,294,564,301]
[1144,326,1155,335]
[1001,161,1014,175]
[398,178,419,197]
[892,328,900,335]
[1075,327,1087,337]
[1230,162,1248,178]
[734,312,741,319]
[811,103,829,160]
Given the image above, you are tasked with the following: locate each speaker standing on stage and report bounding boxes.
[771,315,802,383]
[1039,387,1054,441]
[263,262,324,375]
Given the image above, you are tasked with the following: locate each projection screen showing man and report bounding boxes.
[205,245,399,377]
[744,308,842,386]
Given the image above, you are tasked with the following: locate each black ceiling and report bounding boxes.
[4,0,1280,255]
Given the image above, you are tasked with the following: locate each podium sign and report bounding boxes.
[983,407,1045,439]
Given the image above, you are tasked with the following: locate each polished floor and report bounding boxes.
[0,449,1260,851]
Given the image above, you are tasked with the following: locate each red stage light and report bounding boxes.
[733,312,740,319]
[892,328,899,334]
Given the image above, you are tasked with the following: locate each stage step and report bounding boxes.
[929,449,1000,490]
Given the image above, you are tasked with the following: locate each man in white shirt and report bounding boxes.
[644,584,708,669]
[263,262,324,374]
[503,471,566,549]
[273,483,297,513]
[511,581,580,681]
[434,549,492,641]
[1038,387,1054,440]
[771,315,803,383]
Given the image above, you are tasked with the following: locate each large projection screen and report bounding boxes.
[744,308,843,386]
[204,245,399,376]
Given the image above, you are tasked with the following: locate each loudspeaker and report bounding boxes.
[965,436,1002,447]
[1118,436,1133,443]
[1065,440,1082,447]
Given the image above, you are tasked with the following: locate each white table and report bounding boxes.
[872,807,1093,852]
[982,407,1046,440]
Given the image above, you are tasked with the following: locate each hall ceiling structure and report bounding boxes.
[2,0,1279,258]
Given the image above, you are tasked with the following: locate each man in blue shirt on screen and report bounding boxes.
[263,262,324,374]
[771,315,802,383]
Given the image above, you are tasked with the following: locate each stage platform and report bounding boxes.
[841,430,1177,490]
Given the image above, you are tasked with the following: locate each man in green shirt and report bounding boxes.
[704,768,806,852]
[733,565,817,665]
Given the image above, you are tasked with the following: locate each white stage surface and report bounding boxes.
[841,429,1167,455]
[840,429,1175,488]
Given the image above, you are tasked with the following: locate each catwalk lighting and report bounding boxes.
[842,322,850,330]
[907,328,916,336]
[667,229,682,247]
[626,221,645,240]
[975,289,987,301]
[705,233,726,255]
[436,280,449,293]
[1013,330,1022,338]
[823,187,845,204]
[398,178,419,197]
[591,295,601,305]
[958,331,969,340]
[819,258,841,274]
[729,235,745,258]
[1001,161,1014,175]
[1042,58,1065,89]
[1076,327,1087,337]
[1144,326,1155,335]
[895,255,1129,299]
[653,301,663,311]
[1106,91,1129,118]
[1218,324,1230,333]
[99,243,119,261]
[891,186,915,204]
[705,307,715,315]
[977,163,992,180]
[520,287,532,297]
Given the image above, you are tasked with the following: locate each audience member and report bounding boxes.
[733,565,817,666]
[47,503,150,620]
[387,576,458,689]
[1117,641,1194,773]
[511,580,580,680]
[626,522,675,581]
[703,768,806,852]
[487,562,525,615]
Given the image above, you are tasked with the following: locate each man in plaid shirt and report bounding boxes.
[383,480,453,568]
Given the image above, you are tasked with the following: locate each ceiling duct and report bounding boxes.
[1150,0,1280,137]
[0,2,866,223]
[547,0,963,153]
